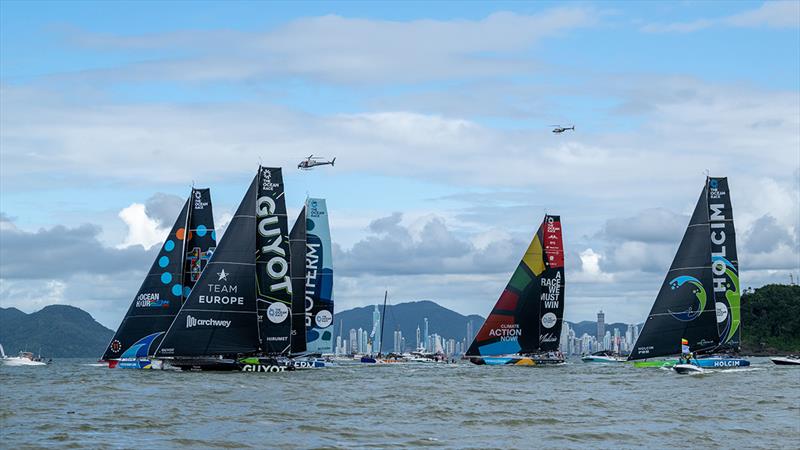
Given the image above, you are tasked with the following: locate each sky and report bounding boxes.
[1,1,798,330]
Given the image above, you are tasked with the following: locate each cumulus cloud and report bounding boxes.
[600,208,689,244]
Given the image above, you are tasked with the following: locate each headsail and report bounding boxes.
[305,198,334,353]
[255,167,293,355]
[707,177,741,350]
[466,215,565,356]
[289,206,308,355]
[183,188,217,300]
[629,181,720,360]
[101,197,191,361]
[155,176,260,357]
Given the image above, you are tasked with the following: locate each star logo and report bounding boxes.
[217,269,229,281]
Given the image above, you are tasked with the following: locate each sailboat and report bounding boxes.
[628,177,749,369]
[101,188,216,369]
[153,167,315,372]
[360,291,406,364]
[466,215,566,366]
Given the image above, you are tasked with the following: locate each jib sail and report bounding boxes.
[156,176,260,357]
[305,198,334,354]
[289,206,308,355]
[466,215,565,356]
[629,180,721,360]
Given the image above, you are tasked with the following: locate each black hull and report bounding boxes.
[165,357,296,372]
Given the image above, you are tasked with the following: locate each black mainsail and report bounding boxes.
[289,207,308,355]
[628,178,732,360]
[466,215,565,356]
[156,176,260,357]
[255,167,293,355]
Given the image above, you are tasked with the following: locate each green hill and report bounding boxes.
[0,305,113,358]
[741,284,800,354]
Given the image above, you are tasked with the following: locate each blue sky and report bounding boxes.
[1,1,798,329]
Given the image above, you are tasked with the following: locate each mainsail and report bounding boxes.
[289,206,308,355]
[102,188,217,361]
[305,198,334,353]
[628,178,734,360]
[466,215,565,356]
[255,167,293,355]
[156,177,260,357]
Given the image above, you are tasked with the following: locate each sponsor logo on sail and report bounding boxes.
[198,283,244,306]
[110,340,122,353]
[186,315,231,328]
[667,275,707,321]
[488,323,521,341]
[135,292,169,308]
[541,312,557,329]
[715,302,728,323]
[193,190,209,210]
[267,302,289,323]
[305,242,321,327]
[540,272,561,308]
[256,184,292,297]
[315,310,333,328]
[539,333,558,343]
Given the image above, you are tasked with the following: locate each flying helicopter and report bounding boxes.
[298,155,336,170]
[551,125,575,134]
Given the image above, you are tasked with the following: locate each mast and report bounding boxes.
[466,215,565,357]
[378,290,387,356]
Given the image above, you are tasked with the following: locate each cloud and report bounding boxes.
[600,208,689,244]
[641,2,800,33]
[144,193,185,227]
[117,203,166,249]
[0,213,155,279]
[59,9,599,85]
[744,214,794,253]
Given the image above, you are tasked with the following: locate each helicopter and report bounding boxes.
[551,125,575,134]
[298,155,336,170]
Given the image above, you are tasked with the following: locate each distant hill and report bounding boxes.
[741,284,800,354]
[334,300,485,349]
[0,305,113,358]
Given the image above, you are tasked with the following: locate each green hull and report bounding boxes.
[632,360,677,368]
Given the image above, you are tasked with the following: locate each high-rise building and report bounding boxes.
[416,325,421,350]
[349,328,358,354]
[597,310,605,342]
[335,335,342,355]
[361,329,369,354]
[372,305,382,354]
[423,318,429,351]
[466,320,474,344]
[393,330,402,353]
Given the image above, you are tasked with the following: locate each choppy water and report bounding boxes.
[1,357,798,449]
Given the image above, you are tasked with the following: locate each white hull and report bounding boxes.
[673,363,704,374]
[771,357,800,366]
[581,355,625,363]
[2,357,47,366]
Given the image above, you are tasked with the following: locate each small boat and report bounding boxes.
[466,215,566,366]
[771,356,800,366]
[1,345,48,366]
[673,363,705,374]
[628,177,748,370]
[581,350,625,363]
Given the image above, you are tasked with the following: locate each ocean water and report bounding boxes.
[1,357,798,449]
